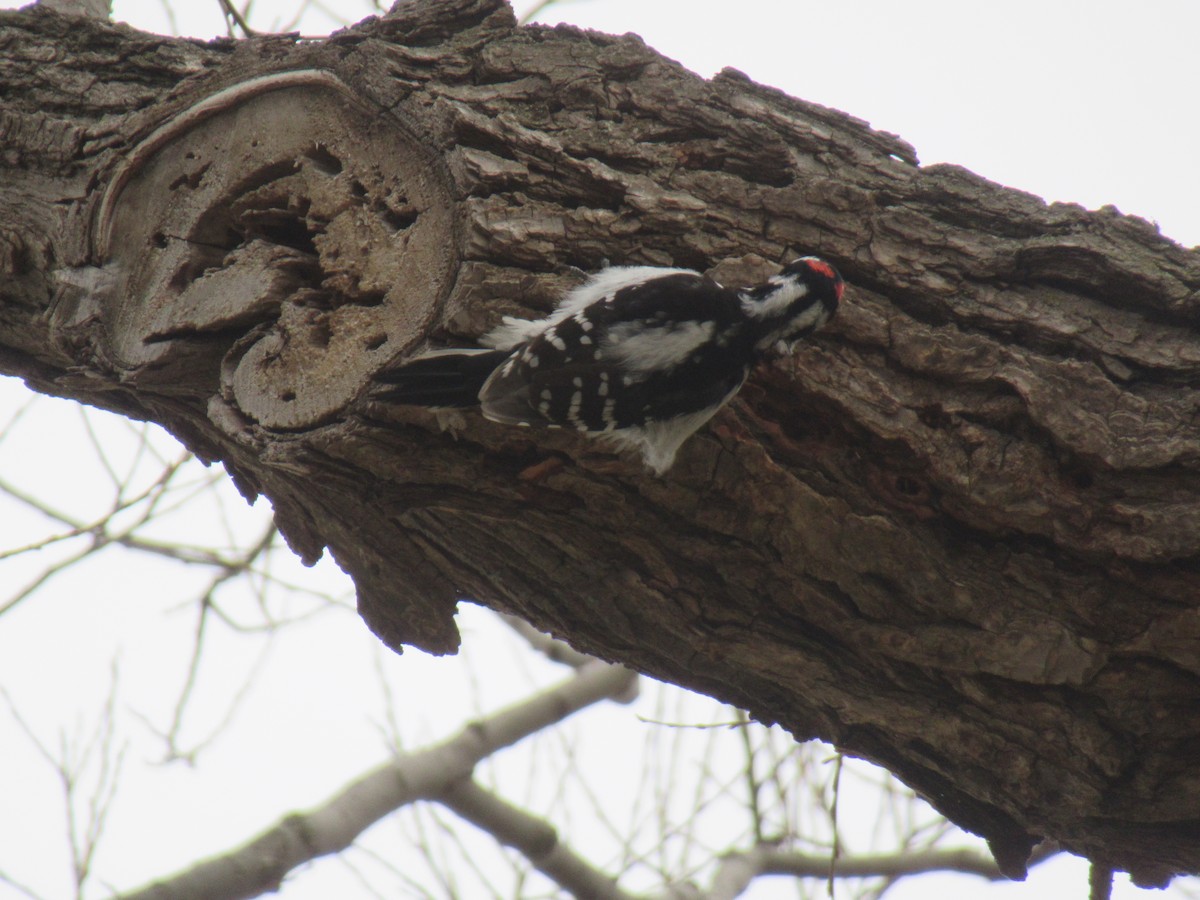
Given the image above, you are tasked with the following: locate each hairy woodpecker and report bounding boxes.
[376,257,844,474]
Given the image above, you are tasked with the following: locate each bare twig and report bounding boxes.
[70,668,127,897]
[336,841,436,900]
[1,667,127,900]
[0,452,218,617]
[0,868,43,900]
[703,843,1062,900]
[734,709,764,846]
[518,0,581,26]
[215,0,255,37]
[0,453,313,620]
[0,449,191,559]
[152,0,179,36]
[144,601,266,763]
[279,0,347,32]
[827,751,844,896]
[0,541,102,616]
[0,394,36,450]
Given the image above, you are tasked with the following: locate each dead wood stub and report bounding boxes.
[93,72,458,429]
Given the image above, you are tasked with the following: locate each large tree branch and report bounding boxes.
[115,660,637,900]
[2,0,1199,885]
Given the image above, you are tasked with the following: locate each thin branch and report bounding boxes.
[440,778,637,900]
[278,0,353,32]
[369,644,406,752]
[0,541,101,616]
[153,0,179,36]
[337,841,436,900]
[827,751,844,896]
[1,670,127,900]
[0,869,44,900]
[0,448,190,531]
[403,799,462,899]
[0,452,209,601]
[701,842,1063,900]
[77,405,128,492]
[412,800,483,898]
[0,393,36,451]
[71,665,127,898]
[113,661,637,900]
[517,0,581,26]
[735,709,764,845]
[215,0,256,37]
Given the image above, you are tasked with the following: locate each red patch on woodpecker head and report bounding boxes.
[806,258,845,301]
[807,259,836,280]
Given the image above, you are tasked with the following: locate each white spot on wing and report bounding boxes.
[604,320,716,376]
[602,398,616,427]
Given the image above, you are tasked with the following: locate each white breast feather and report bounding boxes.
[602,384,741,475]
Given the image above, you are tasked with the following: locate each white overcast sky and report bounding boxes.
[1,1,1198,899]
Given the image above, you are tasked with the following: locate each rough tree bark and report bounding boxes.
[2,0,1198,887]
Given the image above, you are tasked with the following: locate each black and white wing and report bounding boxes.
[477,268,750,434]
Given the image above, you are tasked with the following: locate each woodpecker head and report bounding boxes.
[741,256,844,352]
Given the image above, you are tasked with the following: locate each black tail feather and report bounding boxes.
[374,348,508,408]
